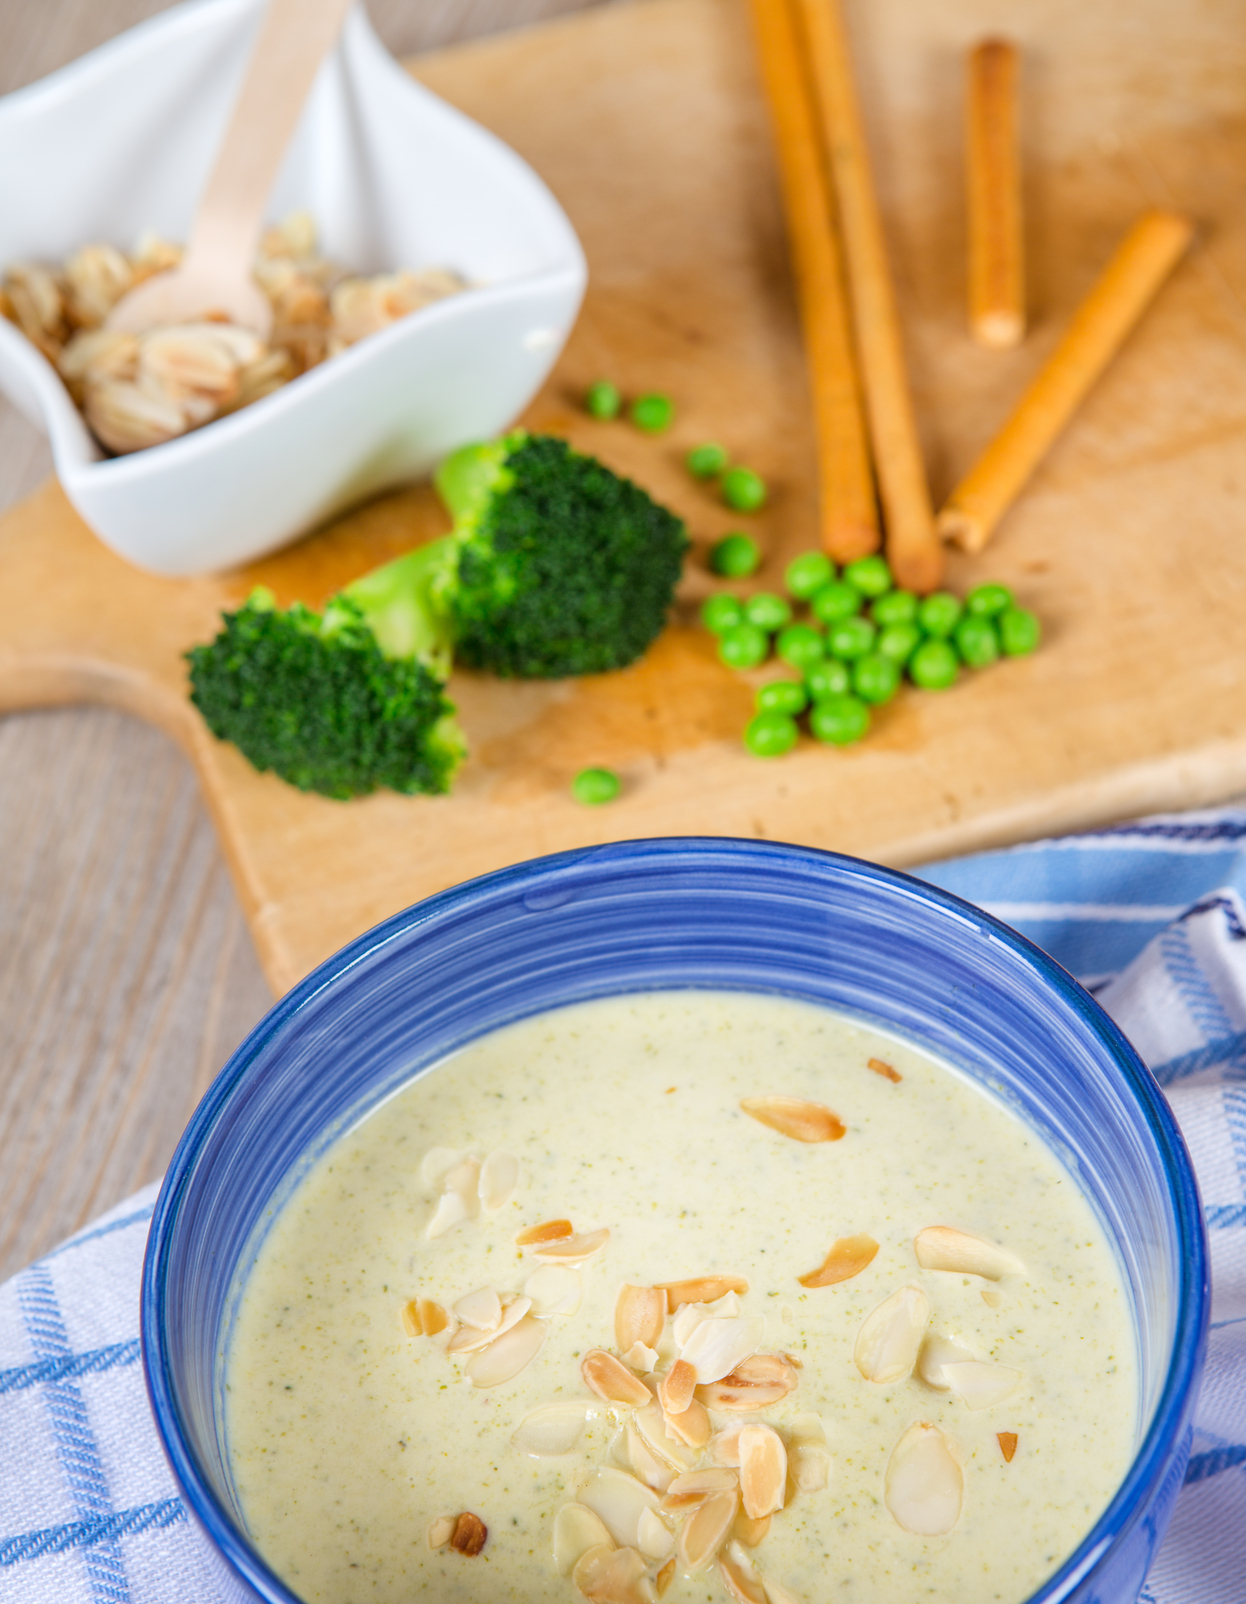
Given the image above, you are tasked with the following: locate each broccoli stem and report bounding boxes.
[331,536,458,677]
[434,435,518,524]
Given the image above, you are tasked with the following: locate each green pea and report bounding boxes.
[827,616,877,660]
[744,592,792,632]
[687,441,730,478]
[843,554,893,598]
[805,659,850,700]
[810,580,864,625]
[877,622,921,663]
[745,710,799,757]
[785,550,834,600]
[999,606,1041,655]
[852,652,901,705]
[909,638,960,689]
[917,591,963,638]
[572,766,621,804]
[701,594,744,635]
[810,694,870,745]
[872,588,918,626]
[775,623,825,670]
[719,622,769,670]
[756,679,809,715]
[954,615,1000,668]
[966,582,1013,617]
[722,466,767,511]
[631,392,675,432]
[585,380,621,419]
[710,532,761,578]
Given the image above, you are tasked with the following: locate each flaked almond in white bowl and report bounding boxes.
[0,0,585,574]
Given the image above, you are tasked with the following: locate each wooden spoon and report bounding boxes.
[107,0,355,338]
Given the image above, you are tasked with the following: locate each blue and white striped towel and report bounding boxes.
[2,808,1245,1604]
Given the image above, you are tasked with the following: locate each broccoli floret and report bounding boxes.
[434,431,689,678]
[187,540,463,800]
[187,432,687,798]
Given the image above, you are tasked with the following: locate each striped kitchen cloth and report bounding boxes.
[1,807,1244,1603]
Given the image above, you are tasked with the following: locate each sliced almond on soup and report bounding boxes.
[867,1056,902,1083]
[680,1316,765,1384]
[661,1467,740,1511]
[913,1225,1025,1281]
[658,1275,749,1312]
[788,1413,831,1491]
[633,1400,699,1471]
[513,1400,596,1457]
[884,1421,964,1535]
[719,1547,768,1604]
[524,1264,583,1317]
[420,1147,463,1189]
[426,1189,472,1239]
[656,1558,676,1598]
[555,1504,616,1573]
[724,1352,798,1393]
[616,1284,666,1351]
[626,1419,676,1493]
[516,1217,575,1246]
[663,1396,711,1449]
[534,1227,611,1264]
[854,1284,930,1383]
[479,1150,519,1209]
[698,1380,789,1412]
[454,1286,503,1331]
[733,1510,771,1547]
[444,1156,482,1212]
[678,1489,739,1572]
[428,1514,455,1549]
[465,1314,546,1386]
[710,1423,745,1466]
[740,1097,845,1143]
[658,1358,697,1416]
[572,1544,657,1604]
[798,1234,879,1288]
[997,1431,1019,1463]
[401,1297,448,1337]
[738,1424,787,1518]
[448,1297,532,1353]
[915,1333,976,1391]
[943,1361,1024,1411]
[583,1349,653,1408]
[637,1507,675,1561]
[622,1340,660,1374]
[578,1467,663,1549]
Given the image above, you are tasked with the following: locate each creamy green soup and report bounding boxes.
[225,992,1136,1604]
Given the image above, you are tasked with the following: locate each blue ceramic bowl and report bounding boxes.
[142,838,1208,1604]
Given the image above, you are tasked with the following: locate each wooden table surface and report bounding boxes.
[0,0,615,1283]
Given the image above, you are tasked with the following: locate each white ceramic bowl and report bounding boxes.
[0,0,587,575]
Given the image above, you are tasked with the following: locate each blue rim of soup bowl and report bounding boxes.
[141,837,1209,1604]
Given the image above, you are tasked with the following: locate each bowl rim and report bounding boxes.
[141,835,1209,1604]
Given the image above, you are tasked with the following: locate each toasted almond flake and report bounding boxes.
[555,1504,615,1573]
[791,1444,831,1492]
[762,1580,803,1604]
[913,1225,1025,1281]
[616,1284,666,1351]
[733,1510,771,1547]
[656,1558,676,1598]
[868,1056,902,1083]
[662,1468,740,1511]
[739,1424,787,1518]
[884,1421,964,1535]
[534,1227,610,1264]
[740,1097,845,1143]
[798,1234,879,1288]
[401,1297,448,1337]
[710,1424,744,1466]
[480,1150,519,1210]
[444,1157,482,1213]
[583,1349,653,1408]
[943,1361,1024,1411]
[465,1314,545,1386]
[513,1400,596,1457]
[678,1489,738,1572]
[622,1341,660,1374]
[658,1276,749,1312]
[681,1316,765,1384]
[451,1511,488,1555]
[790,1413,826,1448]
[454,1286,502,1331]
[997,1431,1019,1463]
[578,1467,663,1549]
[523,1264,583,1316]
[420,1147,462,1189]
[426,1190,471,1239]
[723,1353,799,1394]
[981,1288,1004,1308]
[626,1419,676,1492]
[916,1333,975,1391]
[428,1515,455,1549]
[658,1359,696,1415]
[516,1218,574,1246]
[637,1507,675,1561]
[854,1284,930,1384]
[448,1298,532,1353]
[719,1549,768,1604]
[664,1398,711,1450]
[698,1380,789,1412]
[633,1400,699,1472]
[572,1544,657,1604]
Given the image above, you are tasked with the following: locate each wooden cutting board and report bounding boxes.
[4,0,1246,998]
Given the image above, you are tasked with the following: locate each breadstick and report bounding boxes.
[967,38,1024,349]
[746,0,877,561]
[792,0,941,592]
[940,209,1193,553]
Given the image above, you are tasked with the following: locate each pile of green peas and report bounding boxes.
[700,550,1041,757]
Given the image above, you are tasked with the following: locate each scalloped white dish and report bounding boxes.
[0,0,586,575]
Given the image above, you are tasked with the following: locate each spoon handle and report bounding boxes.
[184,0,356,279]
